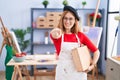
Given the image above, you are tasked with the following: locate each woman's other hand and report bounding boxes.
[85,64,95,73]
[50,28,62,39]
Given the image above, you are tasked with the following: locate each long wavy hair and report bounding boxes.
[57,11,81,34]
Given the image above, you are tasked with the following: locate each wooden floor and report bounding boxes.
[0,71,105,80]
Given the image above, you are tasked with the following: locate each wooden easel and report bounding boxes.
[87,0,101,80]
[0,17,30,80]
[87,0,101,27]
[92,0,101,27]
[93,0,100,80]
[0,16,19,55]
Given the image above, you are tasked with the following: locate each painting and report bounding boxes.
[83,26,103,48]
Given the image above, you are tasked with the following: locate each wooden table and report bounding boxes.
[7,54,58,80]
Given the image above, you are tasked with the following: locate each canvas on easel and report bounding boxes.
[83,26,103,48]
[9,31,21,53]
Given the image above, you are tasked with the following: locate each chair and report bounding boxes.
[83,26,103,80]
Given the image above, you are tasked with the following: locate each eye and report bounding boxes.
[69,18,74,21]
[63,17,74,21]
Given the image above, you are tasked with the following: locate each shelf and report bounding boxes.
[32,43,53,46]
[33,27,53,30]
[30,8,104,75]
[31,8,101,11]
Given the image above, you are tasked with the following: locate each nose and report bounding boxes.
[65,20,70,25]
[66,19,70,23]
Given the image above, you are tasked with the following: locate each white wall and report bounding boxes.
[0,0,99,29]
[0,0,106,73]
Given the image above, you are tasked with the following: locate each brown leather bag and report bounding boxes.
[71,45,91,72]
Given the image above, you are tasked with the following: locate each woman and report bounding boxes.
[50,6,100,80]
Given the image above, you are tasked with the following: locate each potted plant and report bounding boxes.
[62,0,68,6]
[42,0,49,8]
[82,1,87,8]
[11,27,31,52]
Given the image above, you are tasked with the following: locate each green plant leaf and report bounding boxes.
[63,0,68,6]
[42,0,49,5]
[11,28,30,52]
[82,1,87,5]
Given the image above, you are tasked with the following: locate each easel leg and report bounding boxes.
[16,65,23,80]
[12,67,17,80]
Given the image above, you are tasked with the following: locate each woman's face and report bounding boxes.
[63,12,75,32]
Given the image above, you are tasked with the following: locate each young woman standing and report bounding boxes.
[50,6,100,80]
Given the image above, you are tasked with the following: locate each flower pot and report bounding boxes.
[44,5,47,8]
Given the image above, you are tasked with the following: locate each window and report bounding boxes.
[107,0,120,57]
